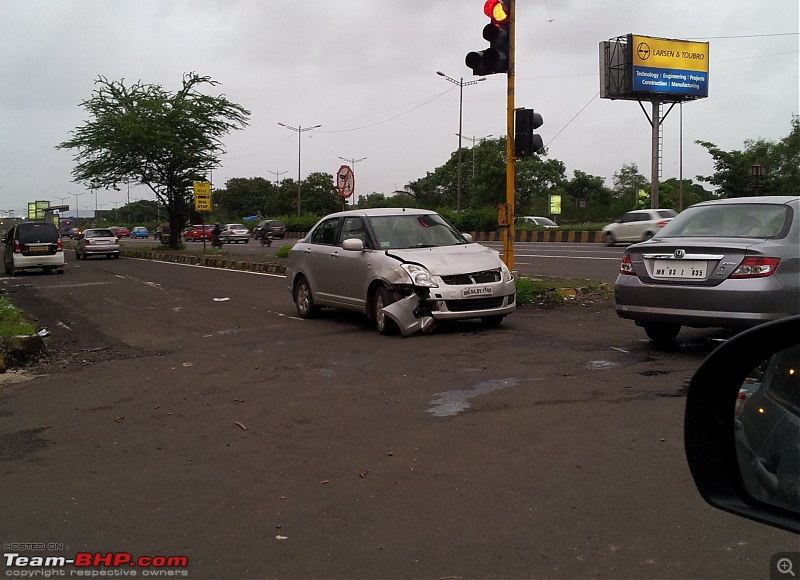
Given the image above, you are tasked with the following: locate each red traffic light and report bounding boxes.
[483,0,508,24]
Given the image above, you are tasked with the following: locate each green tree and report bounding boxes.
[56,73,250,248]
[697,115,800,197]
[301,172,342,215]
[562,170,613,222]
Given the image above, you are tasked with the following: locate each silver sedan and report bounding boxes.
[615,196,800,344]
[75,228,121,260]
[286,208,516,336]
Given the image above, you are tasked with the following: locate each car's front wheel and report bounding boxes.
[644,323,681,345]
[374,286,399,335]
[294,277,319,318]
[603,232,616,246]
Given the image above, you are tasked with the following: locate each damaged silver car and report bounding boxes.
[286,208,516,336]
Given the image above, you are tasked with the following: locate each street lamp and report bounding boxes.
[267,169,288,186]
[437,71,486,212]
[457,133,492,180]
[72,191,87,224]
[278,122,321,216]
[338,156,367,207]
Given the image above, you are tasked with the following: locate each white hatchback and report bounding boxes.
[602,209,677,245]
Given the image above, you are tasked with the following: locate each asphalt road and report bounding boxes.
[0,257,795,579]
[122,237,627,283]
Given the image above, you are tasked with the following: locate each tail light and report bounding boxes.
[619,254,636,275]
[656,220,670,228]
[57,239,63,251]
[730,257,781,278]
[13,240,21,253]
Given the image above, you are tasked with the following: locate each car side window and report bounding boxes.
[311,218,338,245]
[621,213,635,223]
[338,217,367,247]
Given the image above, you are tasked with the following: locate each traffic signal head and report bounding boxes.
[465,0,510,76]
[514,108,544,158]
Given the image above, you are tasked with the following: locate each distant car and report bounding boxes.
[110,226,130,238]
[130,227,149,239]
[285,208,516,336]
[253,220,287,240]
[518,216,558,228]
[2,221,65,275]
[220,223,250,244]
[60,227,80,239]
[602,209,677,246]
[75,228,120,260]
[614,196,800,344]
[183,225,214,242]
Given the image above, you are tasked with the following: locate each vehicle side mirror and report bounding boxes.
[684,315,800,534]
[342,238,365,252]
[462,233,474,243]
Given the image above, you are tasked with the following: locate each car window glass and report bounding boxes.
[660,204,789,238]
[371,214,466,249]
[311,218,338,245]
[621,213,635,223]
[17,224,59,244]
[85,229,115,237]
[339,217,367,246]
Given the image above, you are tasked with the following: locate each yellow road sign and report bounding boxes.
[193,182,212,212]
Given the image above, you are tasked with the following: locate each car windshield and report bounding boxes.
[85,229,115,238]
[656,203,789,239]
[369,214,468,249]
[230,224,245,230]
[536,218,557,226]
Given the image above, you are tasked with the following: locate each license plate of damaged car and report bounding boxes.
[652,259,707,279]
[462,286,493,298]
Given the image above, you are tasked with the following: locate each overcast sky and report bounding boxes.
[1,0,797,218]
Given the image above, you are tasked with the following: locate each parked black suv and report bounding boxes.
[253,220,286,240]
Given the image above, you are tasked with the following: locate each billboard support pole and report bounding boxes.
[650,98,660,209]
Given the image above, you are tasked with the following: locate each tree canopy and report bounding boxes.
[57,72,250,247]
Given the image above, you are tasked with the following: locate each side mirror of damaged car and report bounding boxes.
[684,315,800,534]
[461,233,474,243]
[342,238,365,252]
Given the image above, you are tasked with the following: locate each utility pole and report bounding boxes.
[278,122,321,216]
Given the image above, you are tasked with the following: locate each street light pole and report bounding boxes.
[457,133,492,180]
[267,169,288,186]
[437,71,485,212]
[72,191,87,224]
[338,156,367,207]
[278,122,321,216]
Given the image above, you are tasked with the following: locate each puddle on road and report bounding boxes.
[427,378,521,417]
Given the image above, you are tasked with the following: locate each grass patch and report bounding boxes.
[274,245,290,259]
[515,275,612,306]
[0,295,36,337]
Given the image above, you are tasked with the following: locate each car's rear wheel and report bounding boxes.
[374,286,399,335]
[294,277,319,319]
[603,232,616,246]
[644,323,681,345]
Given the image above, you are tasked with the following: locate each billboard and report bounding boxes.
[631,34,709,98]
[27,200,50,220]
[600,34,709,101]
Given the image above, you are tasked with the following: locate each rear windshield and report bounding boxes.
[16,223,59,244]
[84,229,116,238]
[656,203,790,239]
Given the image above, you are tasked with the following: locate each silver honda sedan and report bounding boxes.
[286,208,516,336]
[615,196,800,344]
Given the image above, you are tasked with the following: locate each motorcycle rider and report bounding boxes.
[211,223,222,247]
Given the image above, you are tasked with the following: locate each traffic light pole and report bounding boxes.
[502,0,516,270]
